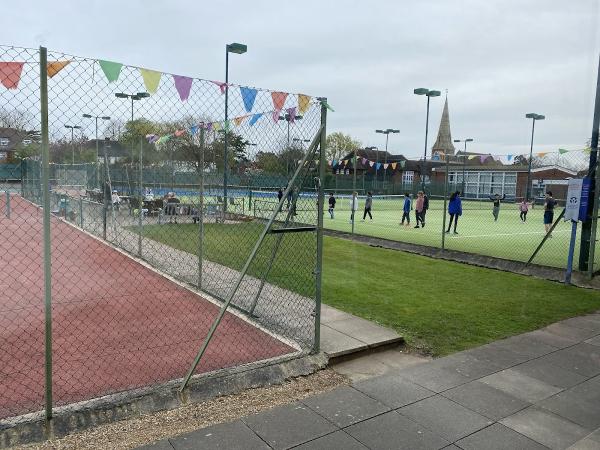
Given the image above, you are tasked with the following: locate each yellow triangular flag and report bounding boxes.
[47,61,71,78]
[468,155,478,160]
[537,152,547,157]
[391,162,397,170]
[139,68,161,93]
[298,94,311,115]
[213,122,221,131]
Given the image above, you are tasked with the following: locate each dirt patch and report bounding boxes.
[17,369,347,450]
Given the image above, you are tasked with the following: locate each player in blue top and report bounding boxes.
[446,191,462,234]
[400,193,412,227]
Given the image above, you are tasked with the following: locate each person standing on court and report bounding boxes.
[489,193,506,221]
[328,192,336,219]
[446,190,462,234]
[421,191,429,226]
[414,191,425,228]
[350,191,358,223]
[400,193,411,227]
[519,198,529,222]
[543,191,557,237]
[362,192,373,221]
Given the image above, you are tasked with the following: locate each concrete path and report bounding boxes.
[138,312,600,449]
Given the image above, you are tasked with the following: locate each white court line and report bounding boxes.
[450,229,570,239]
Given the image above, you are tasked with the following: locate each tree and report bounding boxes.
[512,155,529,166]
[325,132,361,161]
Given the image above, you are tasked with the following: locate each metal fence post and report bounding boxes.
[79,197,83,229]
[40,46,53,422]
[441,156,449,250]
[198,127,205,290]
[5,191,10,219]
[314,99,327,353]
[138,137,143,257]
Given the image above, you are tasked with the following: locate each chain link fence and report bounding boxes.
[0,45,326,426]
[322,149,599,272]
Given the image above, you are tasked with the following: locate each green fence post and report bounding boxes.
[138,137,143,257]
[40,46,53,422]
[79,197,84,229]
[5,191,10,219]
[441,156,449,250]
[314,98,327,354]
[198,127,205,290]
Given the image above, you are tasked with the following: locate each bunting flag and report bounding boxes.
[233,115,248,126]
[174,129,186,137]
[146,134,158,144]
[322,100,335,112]
[361,157,367,165]
[211,81,228,94]
[328,160,332,167]
[98,60,123,82]
[479,155,487,163]
[383,163,389,169]
[468,155,478,160]
[376,163,382,170]
[240,87,258,113]
[584,148,592,154]
[139,68,161,93]
[204,122,213,131]
[272,110,281,123]
[391,162,397,170]
[173,75,193,101]
[190,125,199,135]
[156,135,172,145]
[223,120,231,132]
[271,91,288,110]
[400,161,406,168]
[249,113,263,126]
[0,62,24,89]
[298,94,311,115]
[332,159,338,167]
[47,61,71,78]
[286,107,297,122]
[507,154,513,161]
[213,122,221,131]
[558,148,569,154]
[537,152,547,157]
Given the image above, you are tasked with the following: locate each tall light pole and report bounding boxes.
[375,128,399,191]
[83,113,111,187]
[525,113,545,201]
[414,88,441,190]
[365,146,377,191]
[64,124,82,165]
[454,138,473,195]
[115,92,149,163]
[224,42,247,212]
[280,113,303,176]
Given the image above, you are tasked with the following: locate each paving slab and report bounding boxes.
[501,407,592,450]
[169,420,268,450]
[396,362,472,392]
[585,335,600,347]
[567,429,600,450]
[442,381,531,421]
[320,325,368,358]
[480,369,563,403]
[241,403,337,450]
[320,304,351,323]
[525,329,580,349]
[345,410,450,450]
[293,430,368,450]
[455,423,549,450]
[538,390,600,430]
[465,343,532,369]
[538,343,600,377]
[398,395,492,442]
[435,352,504,379]
[492,335,561,358]
[511,358,588,389]
[560,316,600,332]
[325,316,402,347]
[302,386,390,428]
[543,323,599,342]
[353,373,435,409]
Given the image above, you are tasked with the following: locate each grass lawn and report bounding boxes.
[140,221,600,356]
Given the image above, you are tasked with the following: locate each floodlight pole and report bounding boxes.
[454,138,473,194]
[525,113,544,201]
[375,129,399,192]
[224,47,230,213]
[414,88,440,191]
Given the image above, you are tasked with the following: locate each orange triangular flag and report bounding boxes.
[271,91,288,110]
[47,61,71,78]
[234,115,248,126]
[391,162,397,170]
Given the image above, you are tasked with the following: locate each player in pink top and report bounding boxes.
[414,191,425,228]
[519,199,529,222]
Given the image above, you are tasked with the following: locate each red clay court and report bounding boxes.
[0,195,295,420]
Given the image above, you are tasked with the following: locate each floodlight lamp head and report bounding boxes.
[427,90,441,97]
[375,129,384,134]
[466,138,474,142]
[388,129,400,133]
[227,43,247,54]
[115,93,128,99]
[136,92,150,98]
[536,114,545,120]
[453,139,461,143]
[525,113,536,119]
[101,116,111,120]
[414,88,429,95]
[82,114,92,118]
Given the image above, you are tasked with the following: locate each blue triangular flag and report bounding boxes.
[249,113,263,126]
[376,162,382,170]
[240,87,258,113]
[190,125,199,135]
[332,159,338,167]
[507,154,513,161]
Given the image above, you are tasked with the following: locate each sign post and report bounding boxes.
[564,178,588,284]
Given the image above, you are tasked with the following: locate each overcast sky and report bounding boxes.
[3,0,599,157]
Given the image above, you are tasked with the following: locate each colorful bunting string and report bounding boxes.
[249,113,263,126]
[47,61,71,78]
[240,87,258,113]
[271,92,288,111]
[298,94,311,115]
[0,62,24,89]
[211,80,228,94]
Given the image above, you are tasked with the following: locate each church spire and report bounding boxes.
[431,95,455,156]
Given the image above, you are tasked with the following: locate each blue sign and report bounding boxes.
[579,177,591,221]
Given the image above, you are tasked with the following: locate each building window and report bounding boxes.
[0,138,9,147]
[0,152,6,160]
[402,171,414,184]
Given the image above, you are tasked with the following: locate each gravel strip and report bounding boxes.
[17,369,347,450]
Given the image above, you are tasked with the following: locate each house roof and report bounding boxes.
[0,127,30,152]
[433,164,530,172]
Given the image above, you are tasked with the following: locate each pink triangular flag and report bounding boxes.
[0,62,24,89]
[173,75,193,101]
[271,92,288,110]
[286,107,297,122]
[211,80,228,94]
[272,110,281,123]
